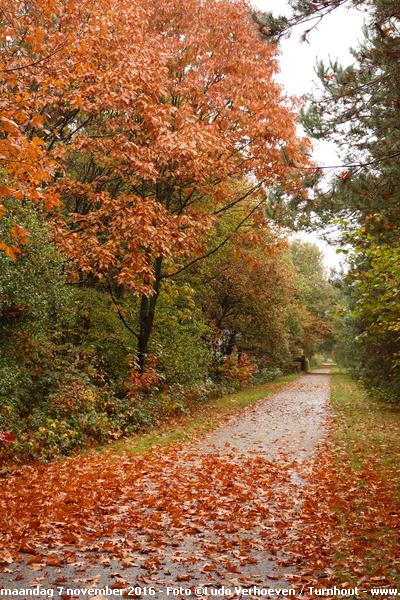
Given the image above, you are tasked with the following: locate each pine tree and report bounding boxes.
[257,0,400,399]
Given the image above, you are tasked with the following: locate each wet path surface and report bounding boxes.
[0,367,331,596]
[195,367,330,461]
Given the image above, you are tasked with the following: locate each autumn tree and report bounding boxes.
[0,0,170,245]
[195,226,295,366]
[289,241,337,359]
[0,0,91,257]
[39,0,311,372]
[1,0,311,373]
[0,0,56,257]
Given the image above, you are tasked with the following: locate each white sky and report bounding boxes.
[252,0,367,272]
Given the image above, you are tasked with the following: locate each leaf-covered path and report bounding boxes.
[0,368,331,595]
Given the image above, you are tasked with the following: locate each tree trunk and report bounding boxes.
[224,330,237,356]
[136,256,163,373]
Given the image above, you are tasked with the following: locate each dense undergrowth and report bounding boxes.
[0,206,331,464]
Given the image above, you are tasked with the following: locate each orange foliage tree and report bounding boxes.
[1,0,311,371]
[0,0,83,256]
[0,0,162,255]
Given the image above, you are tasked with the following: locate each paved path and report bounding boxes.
[0,367,331,596]
[196,367,330,461]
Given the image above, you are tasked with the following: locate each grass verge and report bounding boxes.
[331,368,400,476]
[109,373,300,455]
[330,369,400,584]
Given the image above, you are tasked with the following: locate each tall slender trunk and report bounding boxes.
[136,256,163,373]
[224,330,237,356]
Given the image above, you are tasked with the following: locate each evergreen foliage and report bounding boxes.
[260,0,400,400]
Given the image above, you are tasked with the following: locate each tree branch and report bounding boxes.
[213,179,265,215]
[2,42,67,73]
[300,150,400,172]
[162,198,266,279]
[107,280,139,341]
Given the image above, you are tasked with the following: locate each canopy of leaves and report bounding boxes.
[0,0,337,462]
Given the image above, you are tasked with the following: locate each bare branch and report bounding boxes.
[163,198,265,279]
[107,280,139,341]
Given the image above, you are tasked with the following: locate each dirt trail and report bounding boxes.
[0,367,331,596]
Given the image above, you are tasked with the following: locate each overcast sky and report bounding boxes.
[252,0,367,272]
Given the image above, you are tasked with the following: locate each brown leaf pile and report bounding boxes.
[283,439,400,589]
[1,434,399,587]
[0,447,299,582]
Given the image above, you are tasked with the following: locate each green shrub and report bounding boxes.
[11,417,81,462]
[0,204,148,462]
[251,367,283,384]
[152,283,213,385]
